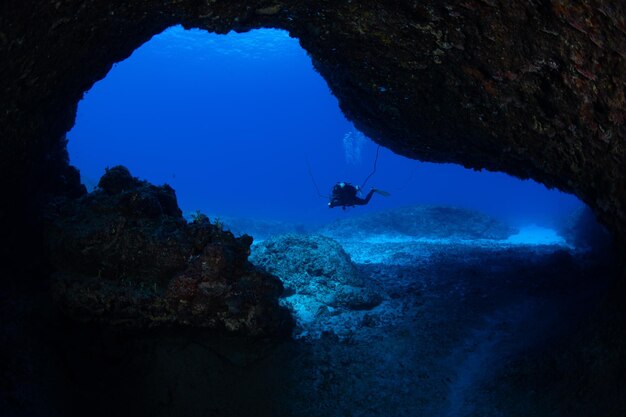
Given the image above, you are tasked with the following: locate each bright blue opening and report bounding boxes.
[67,26,582,228]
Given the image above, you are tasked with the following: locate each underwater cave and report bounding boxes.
[1,2,625,417]
[68,26,584,228]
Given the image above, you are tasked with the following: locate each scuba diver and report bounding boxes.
[328,182,389,209]
[308,143,391,209]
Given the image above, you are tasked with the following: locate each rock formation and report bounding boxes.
[251,234,382,337]
[45,166,293,335]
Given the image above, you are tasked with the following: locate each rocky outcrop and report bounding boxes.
[251,234,382,336]
[45,166,292,335]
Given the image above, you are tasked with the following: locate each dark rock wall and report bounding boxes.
[1,1,624,260]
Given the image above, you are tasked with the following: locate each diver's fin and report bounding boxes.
[373,189,390,197]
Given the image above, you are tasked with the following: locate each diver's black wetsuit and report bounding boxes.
[328,182,376,209]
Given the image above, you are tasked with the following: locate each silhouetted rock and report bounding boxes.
[97,165,142,194]
[184,213,309,241]
[44,167,292,336]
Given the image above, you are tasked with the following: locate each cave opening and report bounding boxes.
[63,23,615,334]
[68,26,583,237]
[50,25,618,416]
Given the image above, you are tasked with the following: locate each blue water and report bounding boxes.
[67,26,582,228]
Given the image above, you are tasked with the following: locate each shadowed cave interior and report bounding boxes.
[18,26,620,417]
[1,2,626,417]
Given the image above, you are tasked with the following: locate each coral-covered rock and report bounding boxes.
[252,235,360,289]
[44,167,292,336]
[250,234,382,334]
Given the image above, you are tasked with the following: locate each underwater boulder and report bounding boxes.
[252,234,360,287]
[251,234,382,312]
[44,167,292,336]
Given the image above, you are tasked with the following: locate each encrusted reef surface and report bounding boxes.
[44,166,292,335]
[252,234,383,337]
